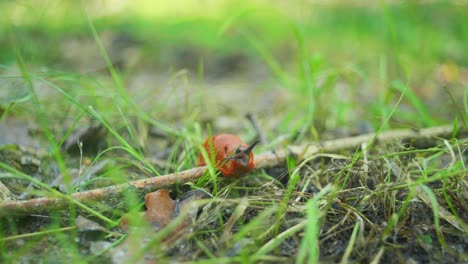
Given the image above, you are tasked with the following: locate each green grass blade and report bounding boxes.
[296,184,334,264]
[392,80,436,126]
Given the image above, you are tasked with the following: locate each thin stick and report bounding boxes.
[245,112,268,145]
[0,167,207,216]
[0,125,465,216]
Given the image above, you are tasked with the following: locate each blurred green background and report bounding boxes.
[1,0,467,137]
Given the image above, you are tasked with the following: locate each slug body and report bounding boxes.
[197,134,259,177]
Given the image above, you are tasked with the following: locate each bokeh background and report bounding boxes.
[2,0,466,143]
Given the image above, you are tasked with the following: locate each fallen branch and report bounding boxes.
[255,124,467,168]
[0,124,465,216]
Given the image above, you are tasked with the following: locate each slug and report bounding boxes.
[197,134,259,177]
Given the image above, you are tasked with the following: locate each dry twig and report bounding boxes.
[0,124,465,216]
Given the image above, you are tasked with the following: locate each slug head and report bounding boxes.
[226,140,260,168]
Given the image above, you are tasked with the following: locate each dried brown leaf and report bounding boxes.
[144,189,175,228]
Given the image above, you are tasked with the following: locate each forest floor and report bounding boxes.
[0,1,467,263]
